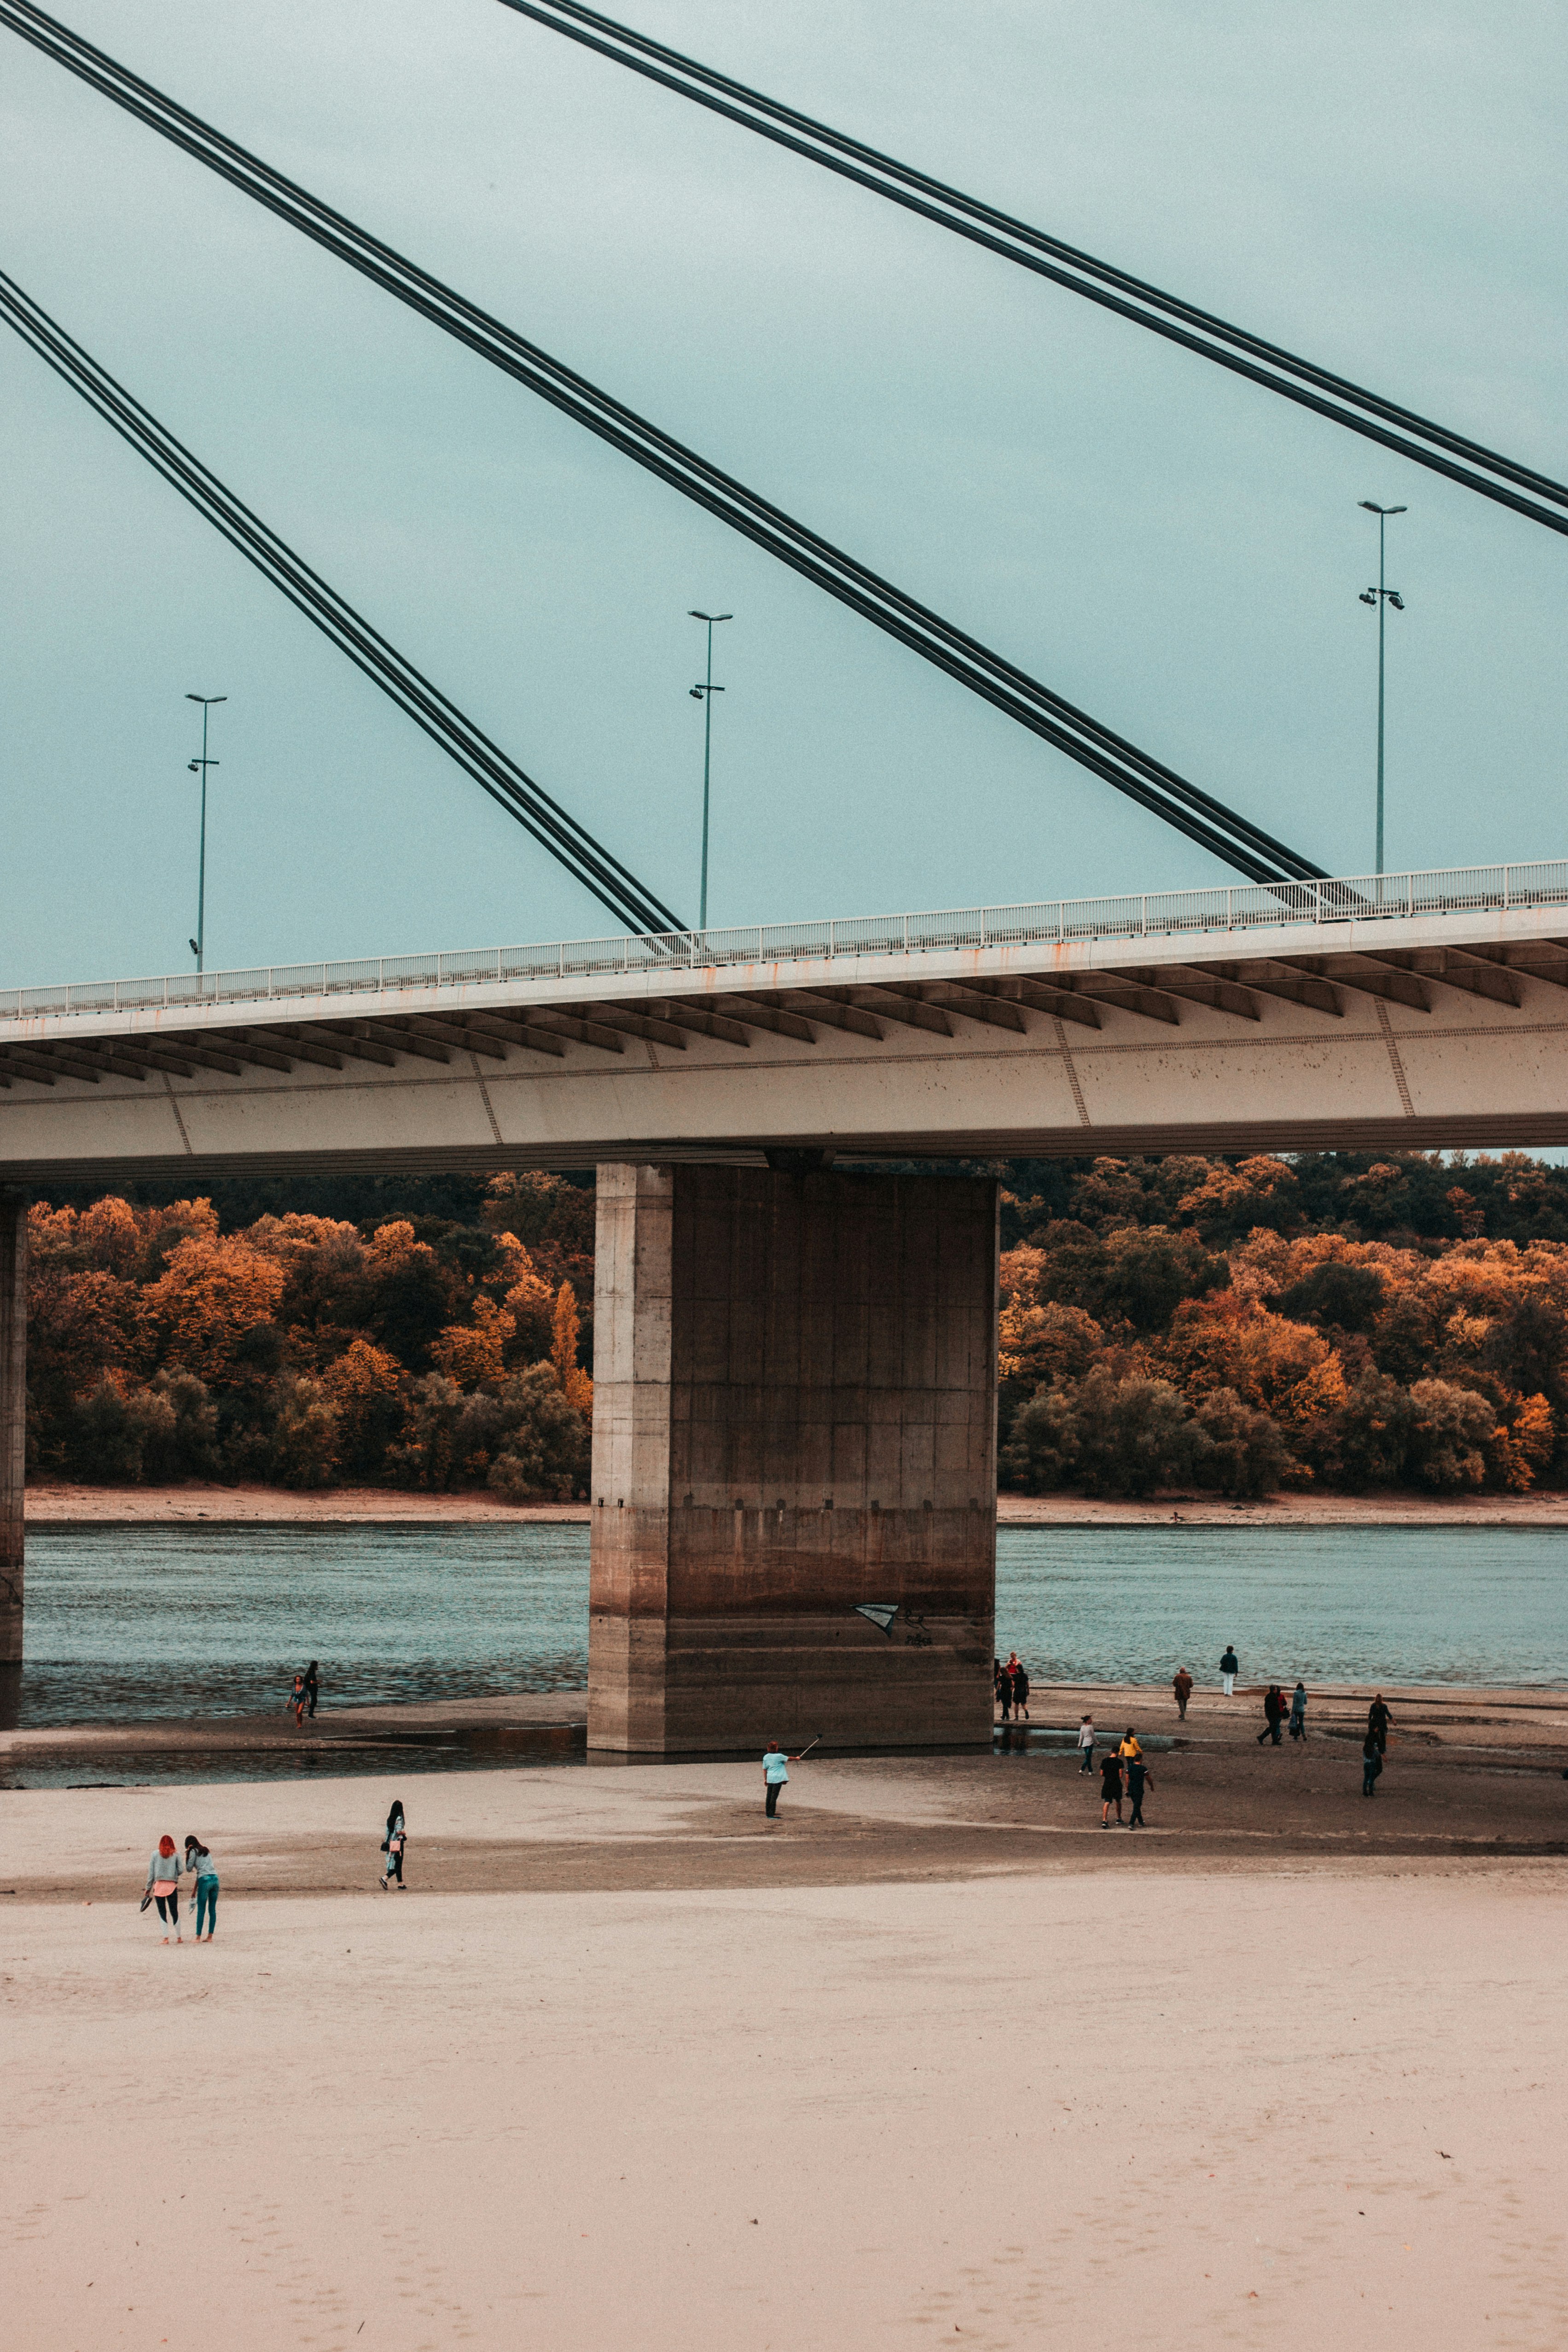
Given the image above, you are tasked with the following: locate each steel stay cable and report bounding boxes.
[0,267,683,934]
[499,0,1568,531]
[0,0,1319,881]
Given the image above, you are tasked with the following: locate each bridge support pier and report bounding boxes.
[0,1192,26,1665]
[587,1164,997,1755]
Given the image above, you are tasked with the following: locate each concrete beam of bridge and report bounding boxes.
[4,867,1568,1178]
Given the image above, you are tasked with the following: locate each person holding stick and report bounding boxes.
[762,1737,818,1818]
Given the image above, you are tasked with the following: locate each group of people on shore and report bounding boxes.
[993,1653,1030,1720]
[141,1834,220,1943]
[141,1797,409,1940]
[1072,1722,1153,1828]
[288,1661,321,1726]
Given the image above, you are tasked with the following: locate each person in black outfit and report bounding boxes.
[994,1660,1011,1722]
[1256,1684,1285,1746]
[1099,1751,1124,1827]
[304,1660,320,1719]
[1368,1693,1392,1752]
[1126,1754,1152,1828]
[1010,1658,1030,1722]
[380,1797,407,1888]
[1361,1736,1383,1797]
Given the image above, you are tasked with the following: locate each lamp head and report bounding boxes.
[1387,591,1405,610]
[1359,590,1377,606]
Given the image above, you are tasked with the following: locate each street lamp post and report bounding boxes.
[1358,503,1406,876]
[687,610,732,930]
[185,692,226,970]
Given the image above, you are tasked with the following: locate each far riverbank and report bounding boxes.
[23,1479,1568,1529]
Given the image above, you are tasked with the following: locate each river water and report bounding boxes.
[8,1521,1568,1733]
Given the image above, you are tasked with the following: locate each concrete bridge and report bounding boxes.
[5,857,1566,1745]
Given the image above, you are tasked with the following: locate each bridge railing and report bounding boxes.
[5,859,1568,1024]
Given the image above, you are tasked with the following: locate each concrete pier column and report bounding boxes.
[587,1164,997,1755]
[0,1192,26,1665]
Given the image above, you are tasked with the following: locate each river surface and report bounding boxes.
[7,1521,1568,1733]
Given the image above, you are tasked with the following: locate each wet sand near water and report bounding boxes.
[28,1477,1568,1525]
[2,1752,1566,2351]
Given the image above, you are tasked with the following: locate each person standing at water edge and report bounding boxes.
[380,1799,407,1888]
[994,1660,1011,1722]
[144,1835,183,1943]
[1362,1734,1384,1797]
[289,1672,308,1728]
[1009,1654,1030,1721]
[1220,1646,1239,1697]
[1099,1749,1125,1827]
[1077,1716,1096,1773]
[1172,1667,1193,1720]
[303,1661,320,1719]
[1289,1682,1308,1741]
[185,1835,219,1941]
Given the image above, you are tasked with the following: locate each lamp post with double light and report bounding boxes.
[1358,503,1405,876]
[687,610,731,931]
[185,692,226,971]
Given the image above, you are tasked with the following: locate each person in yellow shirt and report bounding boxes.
[1118,1729,1142,1764]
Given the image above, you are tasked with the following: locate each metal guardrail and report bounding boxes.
[3,859,1565,1026]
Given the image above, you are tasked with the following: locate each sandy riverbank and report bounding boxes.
[2,1742,1566,2350]
[25,1478,1568,1527]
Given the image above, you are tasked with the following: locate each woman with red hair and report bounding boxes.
[143,1835,184,1944]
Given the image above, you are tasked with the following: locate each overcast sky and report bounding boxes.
[1,0,1563,986]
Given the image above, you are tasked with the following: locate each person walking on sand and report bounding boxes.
[763,1740,801,1819]
[1289,1681,1308,1742]
[1220,1646,1239,1698]
[289,1672,308,1728]
[1362,1733,1384,1798]
[303,1661,320,1720]
[1126,1753,1153,1829]
[185,1835,219,1941]
[380,1798,407,1889]
[144,1834,184,1943]
[1077,1716,1096,1774]
[1009,1654,1031,1722]
[1172,1667,1193,1721]
[1118,1727,1143,1767]
[994,1660,1011,1722]
[1257,1684,1285,1746]
[1099,1749,1125,1827]
[1368,1693,1392,1753]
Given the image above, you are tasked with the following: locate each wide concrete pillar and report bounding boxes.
[587,1164,997,1754]
[0,1192,26,1665]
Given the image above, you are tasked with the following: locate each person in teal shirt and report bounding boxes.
[762,1740,797,1819]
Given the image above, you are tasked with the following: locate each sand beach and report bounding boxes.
[3,1683,1567,2350]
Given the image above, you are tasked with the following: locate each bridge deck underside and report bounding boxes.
[4,918,1568,1174]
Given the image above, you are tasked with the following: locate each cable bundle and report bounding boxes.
[0,0,1321,884]
[0,266,683,935]
[504,0,1568,538]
